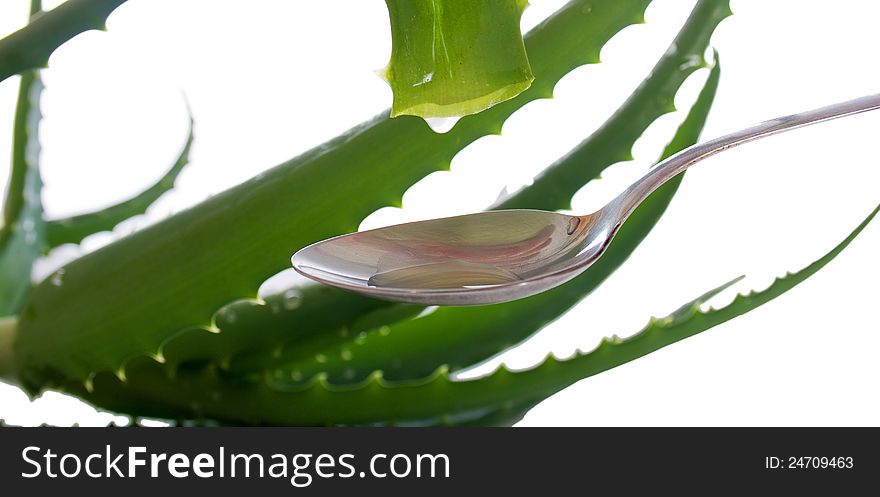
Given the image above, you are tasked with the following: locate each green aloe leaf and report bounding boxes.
[140,0,727,377]
[158,285,418,371]
[68,200,879,425]
[15,0,655,383]
[271,48,723,385]
[1,0,45,317]
[2,0,43,232]
[0,316,16,381]
[0,71,44,317]
[0,0,129,84]
[44,112,194,248]
[383,0,533,119]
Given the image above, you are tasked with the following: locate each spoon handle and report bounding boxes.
[609,93,880,223]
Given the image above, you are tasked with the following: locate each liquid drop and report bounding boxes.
[219,307,237,324]
[424,116,461,133]
[368,260,521,289]
[679,54,703,71]
[282,289,302,310]
[50,269,65,287]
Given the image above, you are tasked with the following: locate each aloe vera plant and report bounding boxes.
[0,0,876,426]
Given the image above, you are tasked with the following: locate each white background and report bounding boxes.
[0,0,877,426]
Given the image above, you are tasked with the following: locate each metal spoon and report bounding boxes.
[292,94,880,305]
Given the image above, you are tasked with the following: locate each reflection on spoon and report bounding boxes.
[292,94,880,306]
[368,260,522,289]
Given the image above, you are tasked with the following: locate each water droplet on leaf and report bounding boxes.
[679,54,703,71]
[219,307,237,324]
[282,289,302,310]
[413,72,434,87]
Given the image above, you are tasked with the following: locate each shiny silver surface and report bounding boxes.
[293,94,880,305]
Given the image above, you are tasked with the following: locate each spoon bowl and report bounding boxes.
[293,209,611,305]
[293,94,880,305]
